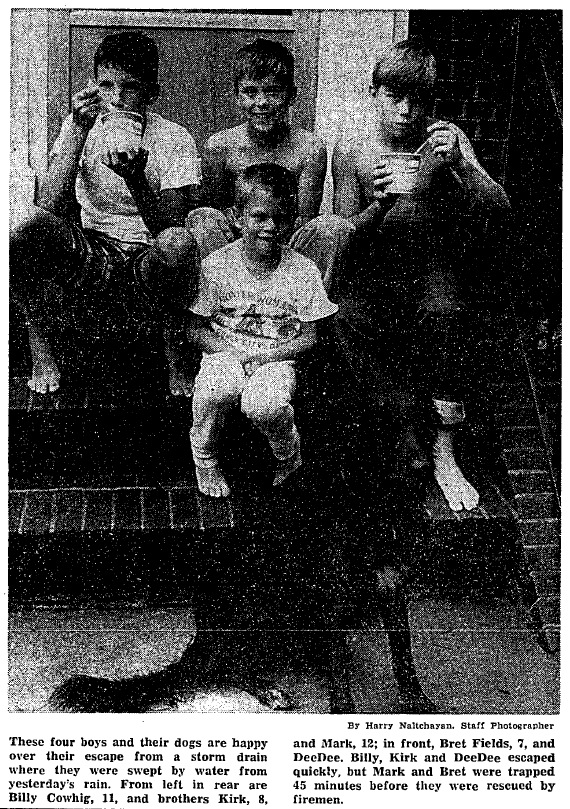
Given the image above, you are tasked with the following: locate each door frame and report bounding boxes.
[46,9,320,153]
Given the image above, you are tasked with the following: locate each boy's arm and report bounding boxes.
[104,149,192,236]
[332,138,394,231]
[37,86,101,216]
[201,135,235,212]
[295,136,327,230]
[245,321,317,373]
[186,313,237,355]
[425,121,511,211]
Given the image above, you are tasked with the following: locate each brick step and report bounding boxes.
[532,595,560,628]
[518,518,561,546]
[514,492,559,519]
[508,469,552,493]
[9,486,234,535]
[523,543,560,576]
[500,426,541,449]
[530,567,560,598]
[502,446,548,469]
[495,405,537,427]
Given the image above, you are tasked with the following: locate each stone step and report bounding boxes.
[514,492,560,519]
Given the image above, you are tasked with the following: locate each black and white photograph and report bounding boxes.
[8,4,561,730]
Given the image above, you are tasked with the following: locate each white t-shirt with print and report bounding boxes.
[51,111,200,244]
[191,240,338,355]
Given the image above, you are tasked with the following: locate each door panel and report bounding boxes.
[65,12,316,152]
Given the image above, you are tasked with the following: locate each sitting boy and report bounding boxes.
[188,163,338,497]
[332,37,511,512]
[189,37,353,290]
[10,31,201,396]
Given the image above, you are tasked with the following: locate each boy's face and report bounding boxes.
[372,85,427,143]
[236,74,295,138]
[96,63,151,115]
[237,186,295,263]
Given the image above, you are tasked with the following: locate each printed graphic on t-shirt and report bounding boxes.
[211,290,301,353]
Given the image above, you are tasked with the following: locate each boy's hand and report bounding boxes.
[242,356,265,377]
[426,122,462,166]
[102,147,149,181]
[72,83,105,130]
[372,162,394,200]
[204,208,236,242]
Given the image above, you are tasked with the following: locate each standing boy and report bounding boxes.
[188,163,338,497]
[332,38,511,512]
[10,31,201,396]
[189,37,353,290]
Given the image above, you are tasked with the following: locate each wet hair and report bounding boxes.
[233,38,295,93]
[371,37,436,102]
[235,163,298,219]
[94,31,160,96]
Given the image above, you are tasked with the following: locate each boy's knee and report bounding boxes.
[155,226,199,268]
[242,393,290,426]
[317,214,356,242]
[194,355,243,406]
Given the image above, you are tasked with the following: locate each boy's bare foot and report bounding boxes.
[168,364,194,397]
[433,429,479,512]
[273,447,302,487]
[28,338,60,394]
[195,464,230,498]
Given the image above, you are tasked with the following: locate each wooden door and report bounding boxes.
[48,9,319,153]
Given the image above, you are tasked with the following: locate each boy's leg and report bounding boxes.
[135,226,201,395]
[191,353,245,497]
[411,226,481,511]
[289,214,355,291]
[10,208,85,393]
[186,207,237,260]
[241,362,301,486]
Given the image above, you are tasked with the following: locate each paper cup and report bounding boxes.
[377,152,421,195]
[100,111,143,153]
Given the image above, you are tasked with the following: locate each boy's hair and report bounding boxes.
[371,37,436,101]
[233,38,295,92]
[235,163,298,219]
[94,31,160,94]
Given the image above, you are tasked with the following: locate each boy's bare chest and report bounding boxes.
[226,143,305,180]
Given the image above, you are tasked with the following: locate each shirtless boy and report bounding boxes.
[189,37,353,290]
[10,31,201,396]
[333,37,511,512]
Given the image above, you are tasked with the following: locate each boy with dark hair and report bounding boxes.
[188,162,338,497]
[11,30,201,396]
[333,37,511,512]
[188,37,353,291]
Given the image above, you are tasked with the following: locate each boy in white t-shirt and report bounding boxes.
[188,163,338,497]
[10,31,201,395]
